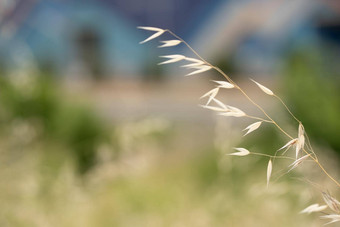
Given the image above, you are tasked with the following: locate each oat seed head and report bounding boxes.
[229,148,250,156]
[322,192,340,213]
[211,98,227,110]
[300,204,327,214]
[298,123,305,138]
[267,159,273,188]
[158,55,186,65]
[225,105,246,117]
[212,80,235,89]
[184,57,204,63]
[219,112,245,118]
[200,88,219,105]
[200,105,227,112]
[158,40,182,48]
[185,65,212,76]
[243,121,262,136]
[288,155,309,172]
[181,62,205,68]
[278,138,298,151]
[320,214,340,225]
[137,26,164,32]
[250,79,274,96]
[296,135,305,159]
[138,26,165,44]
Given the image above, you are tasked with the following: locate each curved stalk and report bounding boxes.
[163,29,340,188]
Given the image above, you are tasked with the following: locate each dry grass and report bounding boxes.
[139,26,340,225]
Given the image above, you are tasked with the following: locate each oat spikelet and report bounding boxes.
[200,97,229,112]
[296,123,305,159]
[298,122,305,138]
[250,79,274,96]
[158,55,185,65]
[200,98,229,112]
[200,88,219,105]
[220,105,246,117]
[158,40,181,48]
[137,26,164,32]
[267,159,272,188]
[219,112,245,117]
[322,192,340,213]
[211,98,227,109]
[200,105,227,112]
[300,204,327,214]
[243,121,262,136]
[186,65,212,76]
[184,57,204,63]
[296,135,305,159]
[138,26,165,44]
[278,138,298,151]
[181,58,205,69]
[213,80,235,89]
[181,62,204,68]
[320,214,340,225]
[287,155,309,172]
[228,148,250,156]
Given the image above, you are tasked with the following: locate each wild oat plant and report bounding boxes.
[138,26,340,225]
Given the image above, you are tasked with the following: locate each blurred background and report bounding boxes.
[0,0,340,226]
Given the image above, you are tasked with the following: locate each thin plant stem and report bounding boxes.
[273,95,318,160]
[166,30,206,63]
[274,94,300,123]
[164,29,340,188]
[274,95,318,159]
[309,154,340,188]
[304,132,318,160]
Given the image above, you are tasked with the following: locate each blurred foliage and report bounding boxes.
[214,56,237,76]
[0,74,109,173]
[282,47,340,154]
[207,56,238,81]
[0,138,316,227]
[0,71,321,226]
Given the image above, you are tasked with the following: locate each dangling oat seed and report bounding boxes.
[250,79,274,96]
[296,123,305,159]
[243,121,262,136]
[158,55,186,65]
[322,192,340,213]
[213,80,235,89]
[184,57,204,63]
[138,26,165,44]
[158,40,181,47]
[228,148,250,156]
[300,203,327,214]
[211,98,227,110]
[288,155,309,172]
[200,88,219,105]
[278,138,298,151]
[186,65,212,76]
[267,159,272,188]
[320,214,340,225]
[200,105,226,112]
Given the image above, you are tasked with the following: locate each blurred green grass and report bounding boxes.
[0,74,110,174]
[0,72,324,226]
